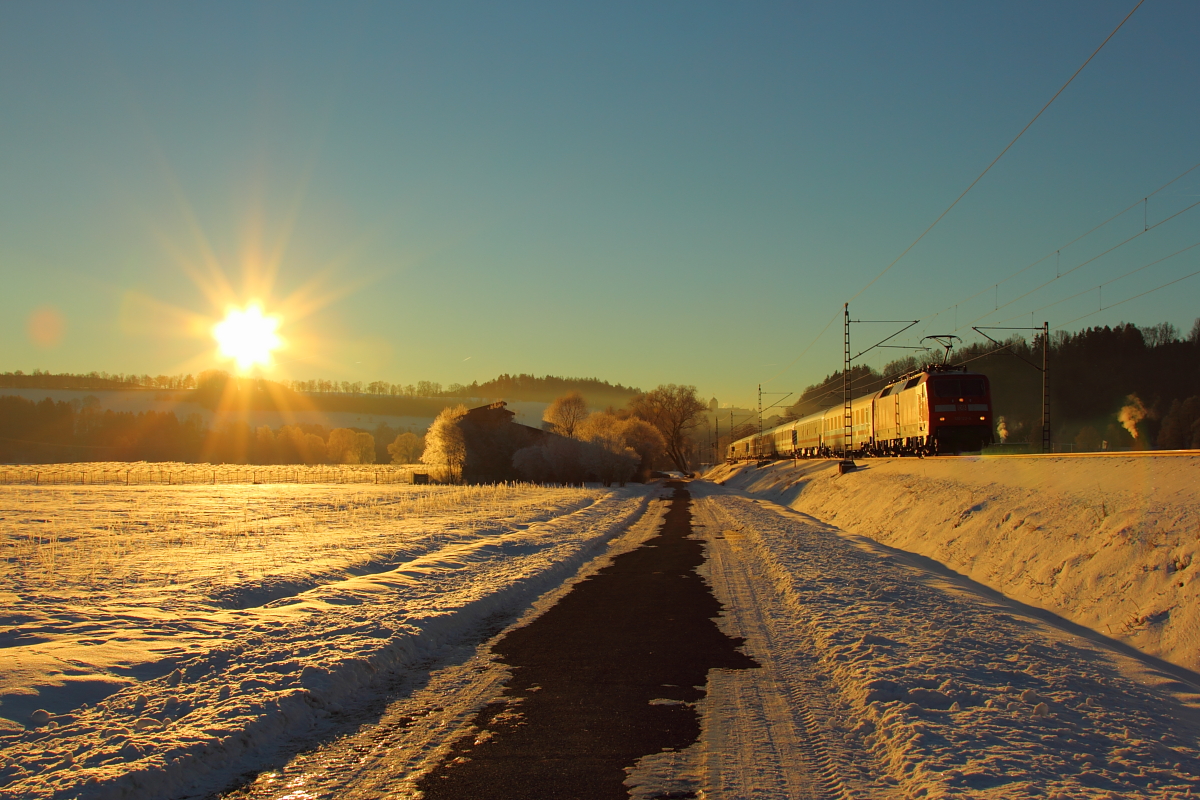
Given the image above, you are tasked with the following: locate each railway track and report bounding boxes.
[727,449,1200,468]
[927,448,1200,460]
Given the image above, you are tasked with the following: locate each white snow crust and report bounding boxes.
[223,490,677,800]
[670,458,1200,798]
[0,482,651,799]
[709,455,1200,672]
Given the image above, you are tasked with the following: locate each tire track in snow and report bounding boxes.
[692,481,1200,799]
[691,492,886,799]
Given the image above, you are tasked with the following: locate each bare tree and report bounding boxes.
[421,404,468,482]
[543,391,589,438]
[1189,317,1200,345]
[1141,322,1180,348]
[629,384,706,472]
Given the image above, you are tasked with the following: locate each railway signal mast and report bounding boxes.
[842,303,921,472]
[758,383,792,460]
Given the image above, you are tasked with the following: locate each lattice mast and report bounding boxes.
[843,303,852,459]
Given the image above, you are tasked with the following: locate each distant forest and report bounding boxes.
[0,394,426,465]
[0,371,640,464]
[780,319,1200,450]
[0,370,641,417]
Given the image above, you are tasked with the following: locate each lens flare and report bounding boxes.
[213,304,283,372]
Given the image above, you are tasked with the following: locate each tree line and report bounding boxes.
[0,369,640,405]
[0,395,431,465]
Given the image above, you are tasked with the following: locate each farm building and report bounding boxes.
[459,401,549,483]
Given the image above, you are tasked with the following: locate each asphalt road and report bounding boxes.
[417,483,759,799]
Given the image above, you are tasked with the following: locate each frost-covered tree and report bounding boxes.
[541,437,588,484]
[512,443,552,483]
[254,426,276,464]
[512,435,629,485]
[629,385,706,472]
[578,411,665,479]
[543,391,589,438]
[354,432,376,464]
[387,431,425,464]
[579,430,638,486]
[326,428,375,464]
[301,433,328,464]
[421,405,468,482]
[328,428,356,462]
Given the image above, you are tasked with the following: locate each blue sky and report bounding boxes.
[2,1,1197,405]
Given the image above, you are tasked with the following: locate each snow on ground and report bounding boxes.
[8,454,1199,799]
[653,478,1200,799]
[216,490,677,800]
[707,455,1200,672]
[0,481,651,799]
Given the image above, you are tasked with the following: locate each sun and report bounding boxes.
[212,304,283,372]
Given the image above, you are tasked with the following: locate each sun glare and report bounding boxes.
[213,304,283,372]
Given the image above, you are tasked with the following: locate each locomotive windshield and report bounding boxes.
[930,377,987,398]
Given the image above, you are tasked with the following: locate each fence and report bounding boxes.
[0,462,421,486]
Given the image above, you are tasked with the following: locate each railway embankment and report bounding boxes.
[706,455,1200,672]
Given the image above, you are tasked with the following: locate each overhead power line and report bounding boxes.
[761,309,840,387]
[994,240,1200,324]
[1053,266,1200,330]
[964,198,1200,328]
[848,0,1147,304]
[919,160,1200,328]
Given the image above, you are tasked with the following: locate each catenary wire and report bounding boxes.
[847,0,1146,305]
[760,309,840,387]
[961,198,1200,329]
[917,160,1200,328]
[755,0,1147,406]
[1052,266,1200,330]
[992,240,1200,324]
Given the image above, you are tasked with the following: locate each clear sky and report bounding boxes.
[2,1,1197,406]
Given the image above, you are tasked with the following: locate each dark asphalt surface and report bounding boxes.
[417,483,758,799]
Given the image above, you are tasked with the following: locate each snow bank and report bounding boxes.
[707,455,1200,672]
[0,482,651,799]
[687,483,1200,799]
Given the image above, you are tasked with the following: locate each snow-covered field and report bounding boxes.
[6,454,1200,799]
[0,481,651,799]
[0,462,419,486]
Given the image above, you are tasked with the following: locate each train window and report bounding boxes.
[931,379,960,397]
[932,377,987,397]
[904,377,922,390]
[961,378,986,396]
[879,384,896,397]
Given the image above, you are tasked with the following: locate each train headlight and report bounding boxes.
[980,416,986,421]
[938,417,945,421]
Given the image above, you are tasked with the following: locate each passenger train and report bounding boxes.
[727,364,994,460]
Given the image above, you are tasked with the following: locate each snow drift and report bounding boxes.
[707,454,1200,671]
